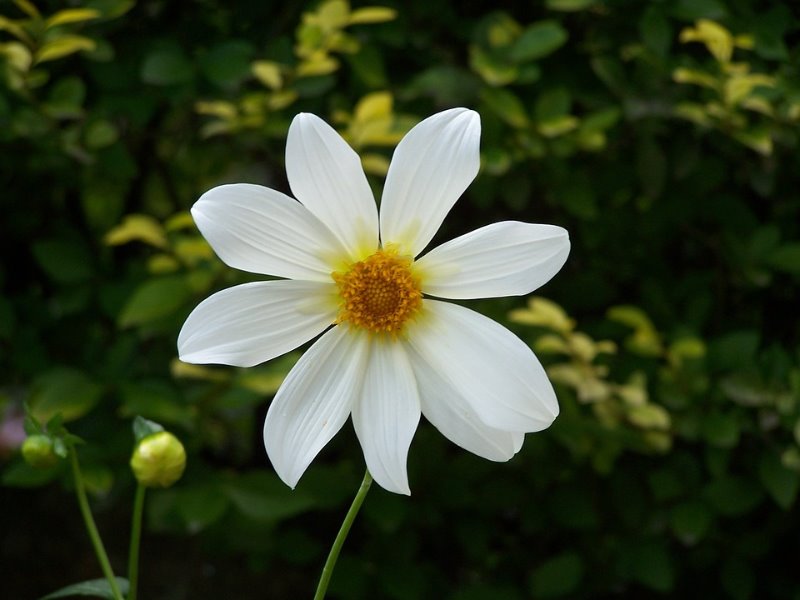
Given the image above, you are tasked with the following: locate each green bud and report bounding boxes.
[130,431,186,488]
[22,434,59,469]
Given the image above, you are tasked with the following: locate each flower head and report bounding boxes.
[130,431,187,488]
[178,108,570,495]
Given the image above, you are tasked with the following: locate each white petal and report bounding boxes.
[286,113,379,258]
[407,300,559,432]
[178,280,336,367]
[264,326,369,489]
[417,222,570,299]
[380,108,480,257]
[352,339,420,495]
[407,347,520,461]
[512,432,525,454]
[192,183,347,281]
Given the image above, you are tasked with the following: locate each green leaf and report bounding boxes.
[528,552,584,597]
[2,460,61,487]
[133,415,164,443]
[670,501,712,544]
[637,137,666,199]
[480,87,529,128]
[510,20,568,62]
[670,0,728,21]
[40,577,129,599]
[141,45,193,86]
[29,368,102,423]
[639,7,671,57]
[32,237,94,284]
[759,453,799,509]
[534,88,571,122]
[118,275,191,327]
[701,412,740,448]
[704,476,763,516]
[84,119,118,149]
[766,243,800,274]
[199,40,254,89]
[545,0,596,11]
[224,472,316,522]
[44,76,86,118]
[630,542,674,592]
[708,330,759,371]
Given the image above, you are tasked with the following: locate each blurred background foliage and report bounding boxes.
[1,0,799,598]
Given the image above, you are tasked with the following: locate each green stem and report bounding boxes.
[313,470,373,600]
[69,448,124,600]
[127,484,146,600]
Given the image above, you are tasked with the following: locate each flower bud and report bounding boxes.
[130,431,186,488]
[22,434,59,469]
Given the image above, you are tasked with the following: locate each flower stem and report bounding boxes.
[313,470,373,600]
[127,483,146,600]
[69,447,124,600]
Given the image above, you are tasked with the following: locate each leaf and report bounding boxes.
[766,243,800,274]
[348,7,397,25]
[35,35,96,64]
[40,578,129,599]
[44,76,86,118]
[32,237,94,283]
[704,476,763,516]
[84,119,118,148]
[758,453,799,509]
[199,40,254,89]
[141,45,193,86]
[528,552,584,597]
[670,0,729,21]
[29,368,102,423]
[118,276,191,327]
[480,87,529,127]
[104,214,168,248]
[545,0,596,11]
[534,88,571,122]
[510,20,568,62]
[224,472,316,522]
[639,7,671,57]
[133,415,164,443]
[701,412,739,447]
[627,404,671,430]
[13,0,40,19]
[251,60,282,89]
[670,501,712,544]
[45,8,100,28]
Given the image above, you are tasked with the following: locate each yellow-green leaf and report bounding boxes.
[297,55,339,77]
[353,91,393,122]
[509,297,575,333]
[361,153,390,176]
[0,41,33,72]
[627,403,671,430]
[104,214,168,249]
[348,7,397,25]
[45,8,100,29]
[679,19,733,63]
[251,60,282,89]
[13,0,40,19]
[35,35,96,64]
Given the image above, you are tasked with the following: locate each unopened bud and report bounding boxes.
[130,431,186,488]
[22,434,59,469]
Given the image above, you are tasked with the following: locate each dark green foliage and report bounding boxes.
[1,0,799,598]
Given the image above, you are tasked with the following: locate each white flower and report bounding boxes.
[178,108,570,495]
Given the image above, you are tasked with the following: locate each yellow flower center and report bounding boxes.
[332,248,422,335]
